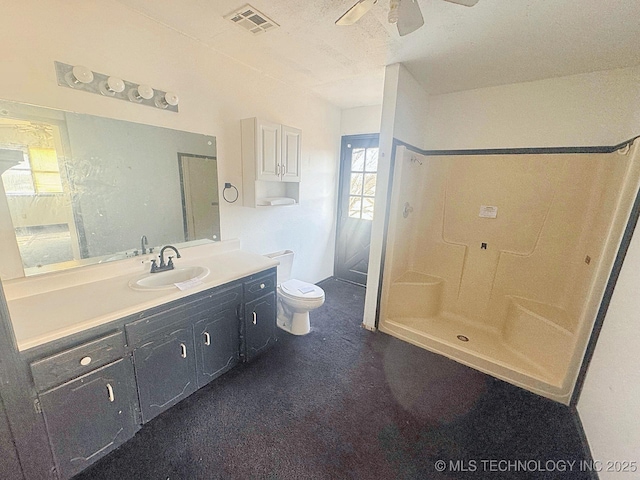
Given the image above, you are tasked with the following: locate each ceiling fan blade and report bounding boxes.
[442,0,480,6]
[397,0,424,36]
[336,0,378,26]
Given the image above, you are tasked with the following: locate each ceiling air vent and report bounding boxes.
[224,4,279,35]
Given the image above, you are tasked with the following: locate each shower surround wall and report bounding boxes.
[379,144,640,403]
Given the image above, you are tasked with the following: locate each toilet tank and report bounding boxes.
[265,250,294,284]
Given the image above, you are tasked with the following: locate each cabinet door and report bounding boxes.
[256,119,281,182]
[281,125,301,182]
[133,326,197,423]
[39,358,139,480]
[194,307,240,388]
[244,292,277,362]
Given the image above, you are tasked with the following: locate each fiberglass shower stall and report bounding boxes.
[378,142,640,404]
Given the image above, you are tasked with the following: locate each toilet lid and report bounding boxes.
[280,279,324,300]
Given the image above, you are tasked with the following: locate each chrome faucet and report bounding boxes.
[150,245,181,273]
[140,235,148,255]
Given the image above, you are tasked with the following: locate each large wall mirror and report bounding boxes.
[0,100,220,276]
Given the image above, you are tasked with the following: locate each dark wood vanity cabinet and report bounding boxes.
[242,272,278,362]
[194,306,240,388]
[38,358,139,479]
[194,284,244,388]
[28,330,138,479]
[25,268,276,479]
[132,325,197,423]
[127,283,244,422]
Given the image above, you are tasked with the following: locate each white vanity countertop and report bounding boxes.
[5,240,278,352]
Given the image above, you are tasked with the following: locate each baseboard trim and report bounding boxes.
[316,276,335,286]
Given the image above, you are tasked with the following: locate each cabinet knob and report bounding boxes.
[80,356,92,366]
[260,283,265,289]
[180,343,187,358]
[252,311,257,325]
[204,332,211,346]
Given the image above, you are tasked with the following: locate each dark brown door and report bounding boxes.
[335,134,379,286]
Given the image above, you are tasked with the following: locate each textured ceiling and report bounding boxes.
[116,0,640,109]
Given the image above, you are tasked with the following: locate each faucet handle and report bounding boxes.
[167,256,174,268]
[150,259,158,273]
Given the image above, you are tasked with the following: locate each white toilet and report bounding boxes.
[266,250,325,335]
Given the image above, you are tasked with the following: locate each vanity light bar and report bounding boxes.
[54,61,179,113]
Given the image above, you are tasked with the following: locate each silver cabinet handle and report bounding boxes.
[180,343,187,358]
[252,311,257,325]
[276,164,280,176]
[106,383,114,402]
[204,332,211,346]
[283,164,287,175]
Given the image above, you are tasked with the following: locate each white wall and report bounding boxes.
[425,66,640,150]
[0,0,341,284]
[340,105,382,136]
[369,62,640,467]
[394,66,431,149]
[577,233,640,477]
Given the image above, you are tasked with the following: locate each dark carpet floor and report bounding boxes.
[75,278,592,480]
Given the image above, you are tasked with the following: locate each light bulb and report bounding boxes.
[99,76,125,96]
[65,65,94,87]
[128,84,154,102]
[137,84,154,100]
[155,91,179,108]
[164,92,179,106]
[107,76,125,93]
[388,0,400,23]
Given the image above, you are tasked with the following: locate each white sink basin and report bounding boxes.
[129,266,210,291]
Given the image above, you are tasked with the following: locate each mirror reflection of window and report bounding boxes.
[0,120,77,269]
[0,100,220,277]
[3,147,64,194]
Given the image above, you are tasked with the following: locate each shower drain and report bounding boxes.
[457,335,469,342]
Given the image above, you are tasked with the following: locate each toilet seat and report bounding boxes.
[280,279,324,300]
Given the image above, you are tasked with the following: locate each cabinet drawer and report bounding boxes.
[244,272,276,303]
[30,331,126,392]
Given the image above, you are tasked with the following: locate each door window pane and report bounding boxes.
[362,197,375,220]
[365,148,379,172]
[363,173,376,196]
[351,148,365,171]
[348,196,362,218]
[350,173,363,195]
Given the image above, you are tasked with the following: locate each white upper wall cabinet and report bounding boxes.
[281,125,301,182]
[242,118,301,207]
[256,119,281,182]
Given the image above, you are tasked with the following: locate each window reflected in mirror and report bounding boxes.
[0,100,219,276]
